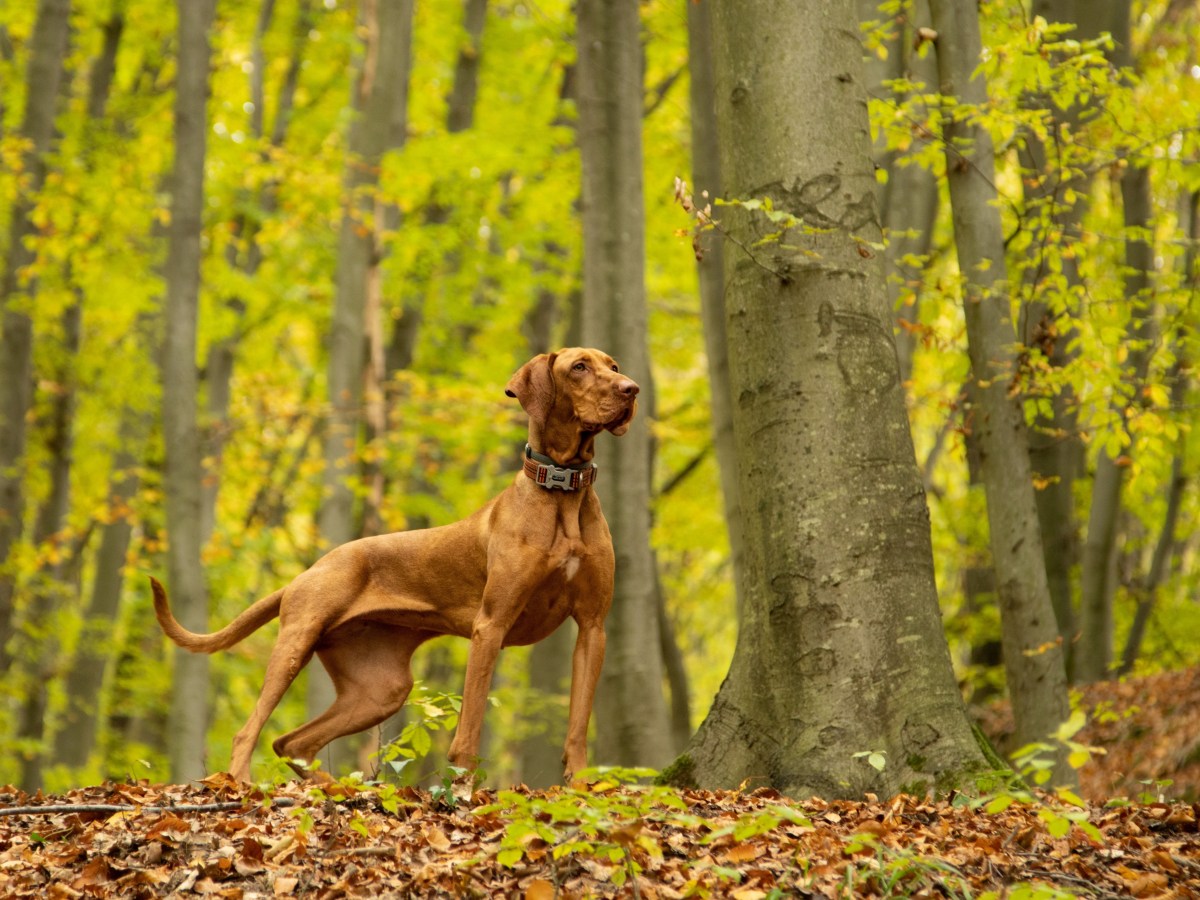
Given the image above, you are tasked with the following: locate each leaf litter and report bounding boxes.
[3,666,1200,898]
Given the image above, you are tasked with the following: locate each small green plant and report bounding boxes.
[1135,777,1175,804]
[852,749,887,773]
[372,684,465,780]
[972,710,1104,843]
[429,764,472,809]
[476,766,813,894]
[843,832,975,899]
[476,766,676,888]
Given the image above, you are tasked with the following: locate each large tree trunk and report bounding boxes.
[0,0,72,675]
[162,0,218,783]
[311,0,414,776]
[928,0,1073,780]
[576,0,673,769]
[685,0,743,616]
[678,0,986,798]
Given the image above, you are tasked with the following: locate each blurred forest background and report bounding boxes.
[1,0,1199,795]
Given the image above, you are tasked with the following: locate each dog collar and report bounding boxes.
[523,444,597,491]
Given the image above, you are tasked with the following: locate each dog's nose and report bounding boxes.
[618,378,639,396]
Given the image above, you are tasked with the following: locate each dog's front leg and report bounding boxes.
[448,584,527,776]
[562,618,607,781]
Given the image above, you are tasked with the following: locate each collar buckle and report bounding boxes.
[522,444,597,491]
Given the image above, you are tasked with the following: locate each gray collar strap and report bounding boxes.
[522,444,598,491]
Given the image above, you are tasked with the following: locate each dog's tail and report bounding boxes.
[151,576,283,653]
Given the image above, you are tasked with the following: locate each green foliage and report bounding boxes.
[843,833,978,899]
[475,766,813,891]
[966,709,1104,845]
[371,684,465,782]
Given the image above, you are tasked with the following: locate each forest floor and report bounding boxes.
[2,667,1199,899]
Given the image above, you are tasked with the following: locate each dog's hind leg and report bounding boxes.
[229,624,322,783]
[272,624,430,776]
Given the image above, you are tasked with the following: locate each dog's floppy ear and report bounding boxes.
[505,353,557,426]
[605,399,637,436]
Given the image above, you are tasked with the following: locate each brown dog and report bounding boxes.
[152,348,638,784]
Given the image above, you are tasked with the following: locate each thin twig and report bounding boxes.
[0,798,298,817]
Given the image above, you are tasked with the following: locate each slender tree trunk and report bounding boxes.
[54,422,147,770]
[518,200,577,787]
[677,0,986,798]
[42,8,141,769]
[685,0,743,616]
[1119,187,1200,673]
[311,0,414,775]
[1022,0,1126,664]
[1119,419,1185,675]
[0,0,71,674]
[928,0,1073,780]
[860,0,941,384]
[576,0,673,769]
[447,0,487,133]
[1077,158,1155,682]
[202,0,312,547]
[1073,0,1147,682]
[519,624,575,787]
[17,300,81,792]
[1131,212,1195,675]
[654,562,691,752]
[162,0,217,782]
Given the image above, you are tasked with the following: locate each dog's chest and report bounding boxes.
[502,545,590,647]
[558,553,582,582]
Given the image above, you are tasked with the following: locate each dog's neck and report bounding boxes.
[522,425,598,492]
[525,424,596,468]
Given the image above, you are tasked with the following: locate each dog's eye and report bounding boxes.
[611,365,619,372]
[573,362,587,372]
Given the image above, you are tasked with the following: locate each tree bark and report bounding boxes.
[311,0,414,775]
[928,0,1073,780]
[677,0,986,798]
[54,422,147,770]
[0,0,72,675]
[162,0,218,783]
[685,0,744,616]
[17,299,81,792]
[576,0,674,769]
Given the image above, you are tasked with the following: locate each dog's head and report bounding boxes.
[506,349,639,458]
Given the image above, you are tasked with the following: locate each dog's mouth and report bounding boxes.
[580,402,636,436]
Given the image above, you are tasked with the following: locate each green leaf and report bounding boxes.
[409,725,432,758]
[497,847,524,868]
[985,794,1015,814]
